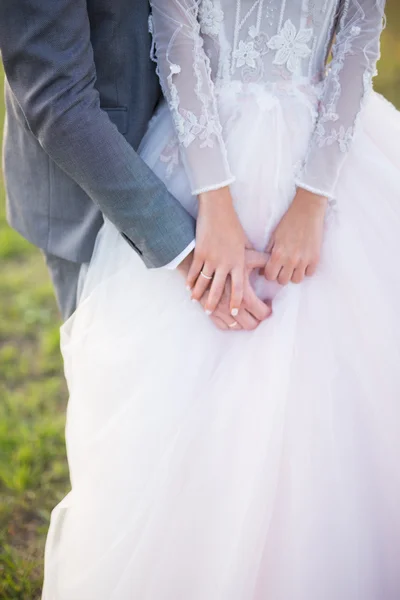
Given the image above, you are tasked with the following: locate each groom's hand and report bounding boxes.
[178,249,272,331]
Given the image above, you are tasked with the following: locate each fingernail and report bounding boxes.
[192,298,198,304]
[231,308,239,317]
[186,285,192,292]
[205,309,213,316]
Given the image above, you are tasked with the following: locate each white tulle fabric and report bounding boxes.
[42,83,400,598]
[149,0,385,199]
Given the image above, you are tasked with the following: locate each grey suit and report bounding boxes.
[0,0,195,317]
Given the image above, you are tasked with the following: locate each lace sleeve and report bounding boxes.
[295,0,386,200]
[150,0,234,196]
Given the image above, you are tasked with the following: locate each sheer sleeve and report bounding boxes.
[295,0,386,200]
[150,0,234,196]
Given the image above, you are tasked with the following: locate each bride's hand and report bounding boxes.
[186,186,247,316]
[264,188,328,285]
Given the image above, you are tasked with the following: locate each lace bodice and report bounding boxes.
[150,0,386,199]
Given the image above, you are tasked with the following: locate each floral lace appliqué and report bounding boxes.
[199,0,224,37]
[316,122,355,153]
[233,39,260,69]
[232,26,270,82]
[167,63,220,150]
[312,22,363,154]
[267,19,313,74]
[160,138,180,179]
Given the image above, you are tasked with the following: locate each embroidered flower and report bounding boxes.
[336,126,354,152]
[160,139,180,180]
[171,108,218,149]
[199,0,224,37]
[176,111,203,147]
[267,20,313,74]
[316,123,355,153]
[319,104,339,124]
[169,64,181,75]
[248,26,270,54]
[233,40,260,69]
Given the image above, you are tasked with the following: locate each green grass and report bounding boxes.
[0,69,68,599]
[0,10,400,599]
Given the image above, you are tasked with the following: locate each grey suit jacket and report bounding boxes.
[0,0,195,267]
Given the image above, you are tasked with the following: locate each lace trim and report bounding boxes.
[193,177,236,196]
[294,179,335,201]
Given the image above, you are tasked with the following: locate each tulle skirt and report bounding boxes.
[42,84,400,599]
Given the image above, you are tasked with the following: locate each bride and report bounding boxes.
[43,1,400,598]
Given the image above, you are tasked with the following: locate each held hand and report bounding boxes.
[186,187,247,317]
[264,188,328,285]
[197,249,273,331]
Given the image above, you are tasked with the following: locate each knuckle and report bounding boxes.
[194,249,204,261]
[291,252,301,266]
[297,259,307,270]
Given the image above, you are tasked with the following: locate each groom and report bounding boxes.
[0,0,271,329]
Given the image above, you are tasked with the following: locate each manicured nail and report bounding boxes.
[192,298,198,304]
[231,308,239,317]
[186,285,192,292]
[205,309,213,316]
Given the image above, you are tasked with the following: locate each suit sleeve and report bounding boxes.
[0,0,195,268]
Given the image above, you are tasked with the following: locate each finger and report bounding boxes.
[213,308,243,330]
[266,237,274,254]
[277,264,294,286]
[291,265,306,284]
[235,309,260,331]
[245,249,270,271]
[230,266,245,316]
[205,269,229,314]
[210,315,229,331]
[191,262,215,302]
[243,285,272,321]
[305,262,318,277]
[186,254,204,290]
[264,251,283,282]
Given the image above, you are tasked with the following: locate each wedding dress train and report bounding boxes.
[43,1,400,598]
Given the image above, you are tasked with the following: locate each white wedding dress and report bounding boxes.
[43,1,400,598]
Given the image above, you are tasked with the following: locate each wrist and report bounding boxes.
[295,187,328,212]
[198,185,233,205]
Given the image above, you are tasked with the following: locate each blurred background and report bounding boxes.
[0,5,400,598]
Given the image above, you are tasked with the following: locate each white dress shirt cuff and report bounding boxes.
[165,240,195,270]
